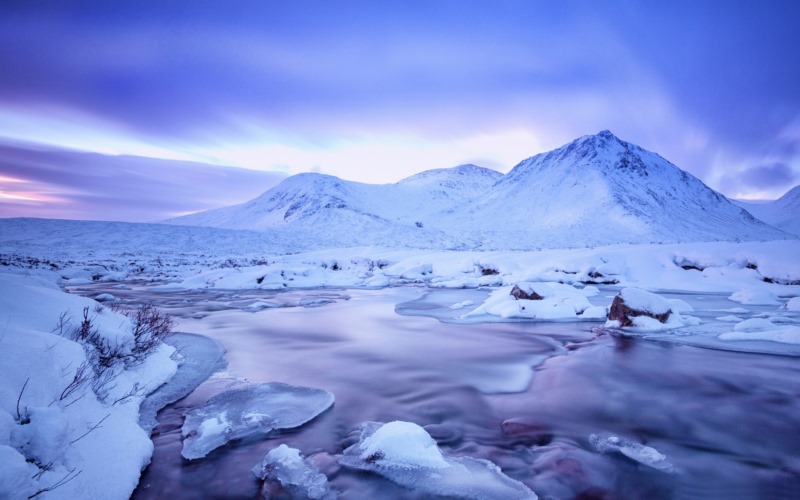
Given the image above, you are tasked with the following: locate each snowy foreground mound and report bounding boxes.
[0,273,177,499]
[181,382,334,460]
[340,421,537,499]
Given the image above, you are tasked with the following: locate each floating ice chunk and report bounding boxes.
[245,301,282,312]
[340,421,537,499]
[728,289,780,306]
[299,297,335,307]
[719,323,800,345]
[733,318,776,332]
[94,293,118,302]
[589,433,674,473]
[716,315,742,322]
[784,297,800,311]
[449,300,474,310]
[252,444,337,500]
[181,382,334,460]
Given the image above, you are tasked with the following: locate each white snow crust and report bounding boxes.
[340,421,537,499]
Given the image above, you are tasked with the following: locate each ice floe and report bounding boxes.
[340,421,537,499]
[181,382,334,460]
[252,444,337,499]
[589,433,675,473]
[728,289,780,306]
[718,319,800,345]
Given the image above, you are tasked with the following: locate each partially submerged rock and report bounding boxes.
[340,421,537,499]
[181,382,334,460]
[607,288,671,327]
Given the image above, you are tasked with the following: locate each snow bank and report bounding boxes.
[181,382,334,460]
[0,272,177,499]
[252,444,336,499]
[340,421,537,499]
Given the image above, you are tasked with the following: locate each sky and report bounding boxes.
[0,0,799,221]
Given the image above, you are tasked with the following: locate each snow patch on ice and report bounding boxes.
[340,421,537,499]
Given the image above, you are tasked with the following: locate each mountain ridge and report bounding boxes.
[166,131,792,249]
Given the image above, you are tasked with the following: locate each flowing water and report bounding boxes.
[71,283,800,499]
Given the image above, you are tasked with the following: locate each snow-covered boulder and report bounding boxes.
[340,421,537,499]
[607,288,672,327]
[181,382,334,460]
[252,444,337,500]
[465,283,597,321]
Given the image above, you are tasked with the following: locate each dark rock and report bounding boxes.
[510,284,544,300]
[607,295,671,327]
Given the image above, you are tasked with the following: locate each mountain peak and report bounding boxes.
[596,129,617,140]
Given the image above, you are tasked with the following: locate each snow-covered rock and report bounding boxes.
[464,283,597,321]
[181,382,334,460]
[607,288,672,327]
[340,421,537,499]
[589,433,674,473]
[252,444,337,500]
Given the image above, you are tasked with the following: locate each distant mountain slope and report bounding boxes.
[167,164,501,231]
[737,185,800,236]
[166,132,791,249]
[439,130,788,246]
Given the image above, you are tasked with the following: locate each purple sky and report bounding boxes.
[1,0,799,221]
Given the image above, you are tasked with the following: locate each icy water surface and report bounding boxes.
[72,284,800,499]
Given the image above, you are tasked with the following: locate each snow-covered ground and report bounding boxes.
[0,273,178,499]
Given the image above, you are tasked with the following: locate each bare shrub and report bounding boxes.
[126,303,175,366]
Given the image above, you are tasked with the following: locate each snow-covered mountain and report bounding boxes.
[438,130,788,246]
[736,185,800,236]
[167,131,790,249]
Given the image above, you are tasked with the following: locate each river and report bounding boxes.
[69,283,800,499]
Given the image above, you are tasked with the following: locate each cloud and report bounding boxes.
[0,141,285,222]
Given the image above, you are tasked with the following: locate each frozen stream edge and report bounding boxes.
[138,332,227,434]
